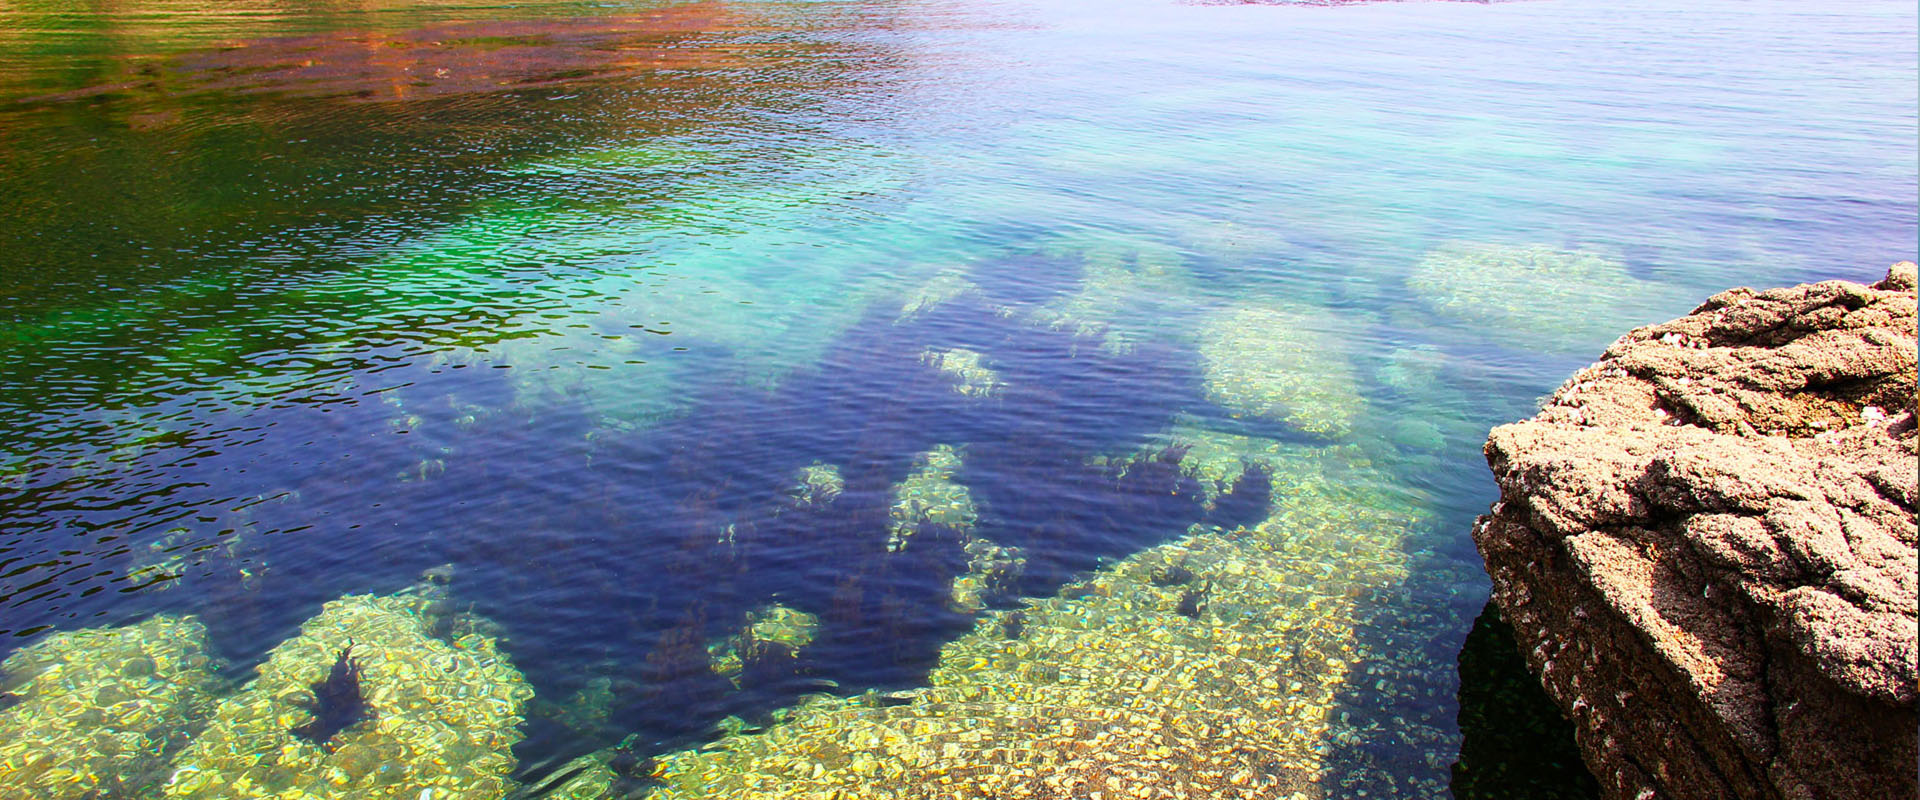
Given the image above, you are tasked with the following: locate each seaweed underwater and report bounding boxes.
[289,642,372,751]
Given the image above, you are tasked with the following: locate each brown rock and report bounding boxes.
[1472,263,1918,800]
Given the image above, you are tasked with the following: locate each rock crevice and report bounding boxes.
[1472,263,1917,800]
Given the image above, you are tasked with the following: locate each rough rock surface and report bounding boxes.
[1472,262,1918,800]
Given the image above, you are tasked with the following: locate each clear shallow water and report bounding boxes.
[0,0,1912,797]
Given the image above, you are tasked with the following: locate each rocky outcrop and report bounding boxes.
[1472,263,1918,800]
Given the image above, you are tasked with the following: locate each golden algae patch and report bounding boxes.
[0,616,225,800]
[1197,303,1365,439]
[886,445,978,553]
[644,439,1424,800]
[161,594,532,800]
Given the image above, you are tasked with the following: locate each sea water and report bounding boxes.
[0,0,1912,797]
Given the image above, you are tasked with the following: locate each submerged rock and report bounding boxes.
[1198,302,1365,439]
[1407,242,1680,351]
[886,444,977,552]
[1472,263,1918,800]
[124,491,289,594]
[788,462,845,509]
[947,538,1027,614]
[1374,345,1448,394]
[0,615,226,800]
[922,347,1003,398]
[1029,232,1193,356]
[897,269,981,321]
[1107,413,1286,507]
[522,733,661,800]
[161,593,533,800]
[643,439,1446,799]
[709,604,821,687]
[544,676,617,737]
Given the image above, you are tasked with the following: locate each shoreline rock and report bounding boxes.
[1471,263,1917,800]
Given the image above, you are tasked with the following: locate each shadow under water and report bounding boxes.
[1449,601,1600,799]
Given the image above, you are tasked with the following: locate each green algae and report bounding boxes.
[1197,303,1366,439]
[547,677,617,738]
[0,616,227,800]
[160,593,532,800]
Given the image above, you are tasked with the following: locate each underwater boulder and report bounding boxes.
[1388,418,1448,453]
[1407,242,1681,352]
[525,752,620,800]
[947,538,1026,614]
[709,604,821,688]
[0,615,225,800]
[1108,414,1285,508]
[641,442,1447,799]
[124,492,290,595]
[1197,302,1366,439]
[1374,345,1448,394]
[542,676,617,738]
[161,593,533,800]
[922,347,1003,398]
[886,444,977,553]
[896,268,981,322]
[787,462,845,509]
[1028,232,1193,357]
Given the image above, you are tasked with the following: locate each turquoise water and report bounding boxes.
[0,0,1913,796]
